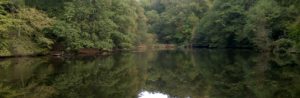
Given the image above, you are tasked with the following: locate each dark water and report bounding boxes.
[0,49,300,98]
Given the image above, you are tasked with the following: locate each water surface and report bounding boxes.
[0,49,300,98]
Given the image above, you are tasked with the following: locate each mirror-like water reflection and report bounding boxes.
[139,91,168,98]
[0,49,300,98]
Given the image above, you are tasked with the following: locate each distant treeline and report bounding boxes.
[143,0,300,52]
[0,0,300,56]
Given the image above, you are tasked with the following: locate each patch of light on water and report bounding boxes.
[139,91,168,98]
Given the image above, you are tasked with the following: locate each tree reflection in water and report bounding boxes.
[0,49,299,98]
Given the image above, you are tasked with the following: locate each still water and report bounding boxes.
[0,49,300,98]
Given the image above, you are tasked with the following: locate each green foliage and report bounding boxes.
[288,17,300,43]
[24,0,66,17]
[42,0,153,50]
[1,0,300,56]
[144,0,207,44]
[143,0,300,50]
[197,0,249,48]
[1,0,155,56]
[244,0,283,50]
[272,39,295,53]
[0,1,54,56]
[186,0,300,50]
[111,31,134,49]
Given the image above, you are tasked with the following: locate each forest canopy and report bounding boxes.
[0,0,299,56]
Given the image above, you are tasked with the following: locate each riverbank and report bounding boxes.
[0,44,299,58]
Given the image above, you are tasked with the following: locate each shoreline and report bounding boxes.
[0,47,299,59]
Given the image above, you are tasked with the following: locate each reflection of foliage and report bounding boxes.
[0,57,55,98]
[145,50,209,98]
[52,53,146,98]
[0,50,300,98]
[0,84,25,98]
[0,52,154,98]
[144,50,300,98]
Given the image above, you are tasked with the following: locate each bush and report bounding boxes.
[0,2,54,56]
[272,39,295,53]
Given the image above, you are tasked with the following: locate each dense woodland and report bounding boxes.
[0,0,300,56]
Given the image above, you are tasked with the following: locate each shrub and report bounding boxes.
[272,39,295,53]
